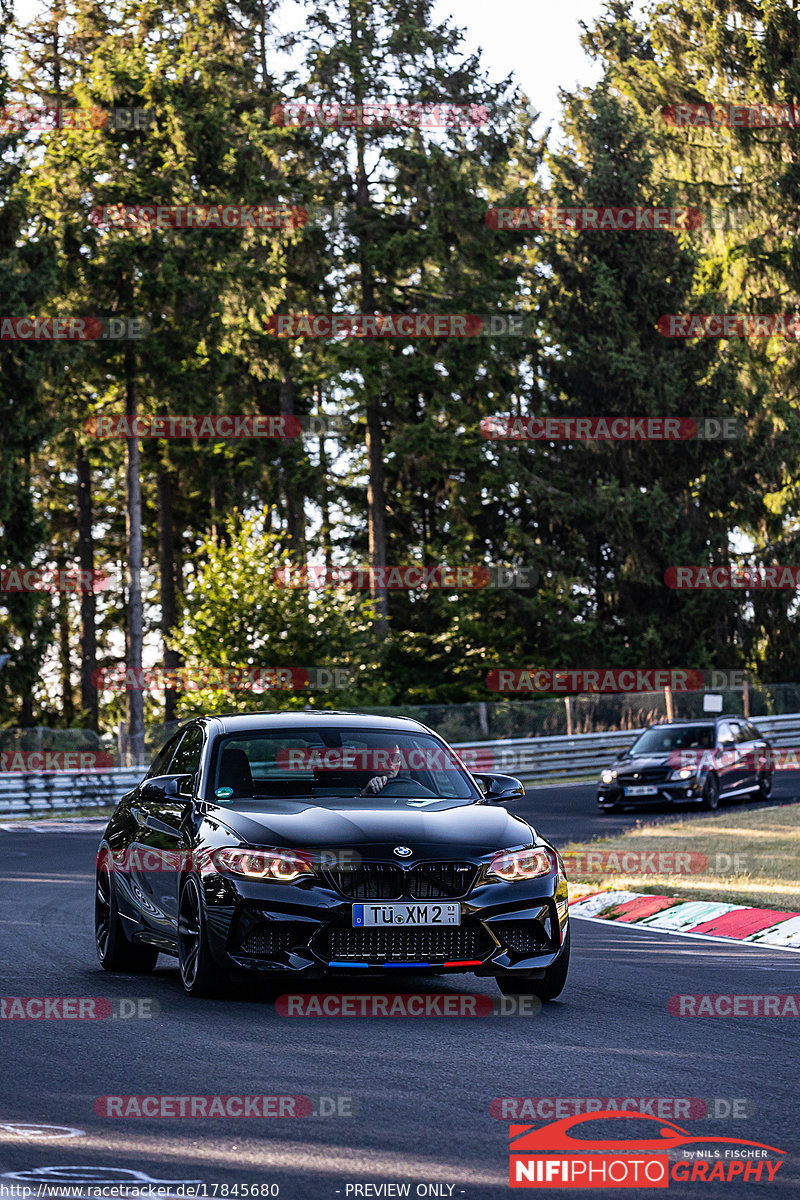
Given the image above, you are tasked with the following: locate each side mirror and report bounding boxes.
[141,773,193,802]
[474,772,525,802]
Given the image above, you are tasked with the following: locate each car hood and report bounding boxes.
[208,798,538,858]
[615,754,673,770]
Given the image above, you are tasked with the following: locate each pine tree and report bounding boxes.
[531,82,744,668]
[582,0,800,679]
[0,10,60,724]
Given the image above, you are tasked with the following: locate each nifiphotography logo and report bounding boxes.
[508,1111,785,1188]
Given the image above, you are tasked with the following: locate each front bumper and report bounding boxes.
[597,778,704,807]
[201,869,570,977]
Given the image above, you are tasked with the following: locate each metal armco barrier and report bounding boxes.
[453,713,800,782]
[0,767,143,817]
[2,713,800,815]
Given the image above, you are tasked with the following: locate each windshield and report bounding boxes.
[207,726,480,805]
[628,725,715,755]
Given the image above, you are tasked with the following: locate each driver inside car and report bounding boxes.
[360,743,404,794]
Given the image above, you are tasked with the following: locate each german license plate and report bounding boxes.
[352,902,460,927]
[624,785,659,796]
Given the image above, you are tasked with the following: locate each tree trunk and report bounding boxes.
[76,445,98,729]
[315,388,333,574]
[125,346,145,766]
[364,399,387,630]
[280,371,306,562]
[349,0,388,635]
[56,554,74,723]
[157,464,180,724]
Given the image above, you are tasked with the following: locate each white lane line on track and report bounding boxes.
[0,824,107,833]
[0,1124,85,1139]
[571,913,800,953]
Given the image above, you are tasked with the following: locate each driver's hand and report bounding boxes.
[361,745,403,795]
[361,775,389,795]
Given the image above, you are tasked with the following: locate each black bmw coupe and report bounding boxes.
[95,712,570,999]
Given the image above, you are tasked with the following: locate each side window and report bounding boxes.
[731,721,748,744]
[744,721,760,741]
[147,731,183,778]
[170,726,205,790]
[717,721,735,745]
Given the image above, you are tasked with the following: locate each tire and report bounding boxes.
[495,926,570,1001]
[95,857,159,973]
[178,875,226,997]
[700,773,720,811]
[757,771,773,801]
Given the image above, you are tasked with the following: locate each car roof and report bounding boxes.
[198,711,433,736]
[645,716,740,727]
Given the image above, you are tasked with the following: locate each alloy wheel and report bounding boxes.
[178,879,202,987]
[95,866,112,960]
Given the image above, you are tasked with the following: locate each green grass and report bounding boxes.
[0,805,115,821]
[563,802,800,912]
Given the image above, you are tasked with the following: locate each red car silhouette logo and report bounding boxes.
[510,1111,785,1155]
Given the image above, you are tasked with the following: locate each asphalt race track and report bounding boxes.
[1,781,798,1199]
[514,778,800,845]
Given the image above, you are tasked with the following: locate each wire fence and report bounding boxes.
[4,706,800,815]
[4,683,800,767]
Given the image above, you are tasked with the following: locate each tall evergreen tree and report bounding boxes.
[0,7,60,724]
[582,0,800,680]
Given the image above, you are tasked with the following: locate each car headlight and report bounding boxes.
[669,768,697,781]
[487,846,554,882]
[600,769,617,784]
[214,847,315,881]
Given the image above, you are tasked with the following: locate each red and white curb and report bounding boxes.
[569,889,800,951]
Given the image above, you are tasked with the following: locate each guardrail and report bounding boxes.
[0,768,144,818]
[2,713,800,815]
[454,713,800,783]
